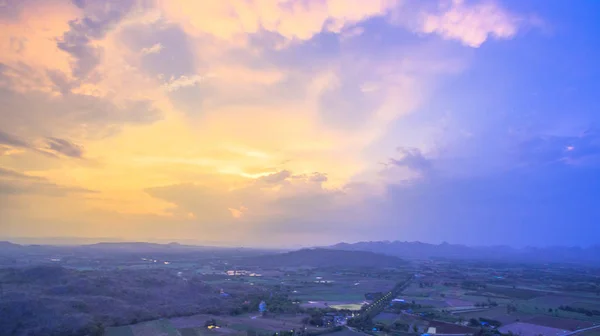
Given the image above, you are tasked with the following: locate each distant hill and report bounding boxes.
[0,241,22,249]
[328,241,600,264]
[0,241,275,259]
[235,248,406,268]
[84,241,209,252]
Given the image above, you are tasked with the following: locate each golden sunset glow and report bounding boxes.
[1,0,536,246]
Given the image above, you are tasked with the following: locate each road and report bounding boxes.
[566,324,600,336]
[357,275,414,319]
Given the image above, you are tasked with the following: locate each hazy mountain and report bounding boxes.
[235,248,406,268]
[0,241,276,260]
[0,241,23,250]
[328,241,600,264]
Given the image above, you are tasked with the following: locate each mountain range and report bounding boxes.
[328,240,600,264]
[235,248,407,268]
[2,240,600,264]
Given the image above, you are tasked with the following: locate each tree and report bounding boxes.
[469,318,480,327]
[204,318,217,327]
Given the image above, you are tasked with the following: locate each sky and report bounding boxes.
[1,0,599,248]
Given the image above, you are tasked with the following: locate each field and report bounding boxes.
[290,276,396,302]
[427,321,477,334]
[572,301,600,311]
[445,298,476,307]
[523,316,596,331]
[170,313,317,333]
[105,320,182,336]
[498,322,569,336]
[455,307,530,325]
[411,298,449,308]
[579,330,600,336]
[527,295,581,306]
[478,286,545,300]
[325,329,369,336]
[373,312,400,325]
[515,299,600,322]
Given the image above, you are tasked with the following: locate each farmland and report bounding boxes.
[170,313,319,333]
[498,322,570,336]
[2,242,600,336]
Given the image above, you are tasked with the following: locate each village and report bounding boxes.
[104,256,600,336]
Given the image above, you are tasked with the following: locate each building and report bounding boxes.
[259,301,267,313]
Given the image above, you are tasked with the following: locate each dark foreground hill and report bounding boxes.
[235,248,406,268]
[0,266,260,336]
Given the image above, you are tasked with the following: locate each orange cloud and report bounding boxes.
[159,0,397,41]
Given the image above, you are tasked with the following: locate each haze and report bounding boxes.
[1,0,600,248]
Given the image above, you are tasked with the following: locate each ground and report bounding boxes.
[105,319,182,336]
[523,316,596,331]
[498,322,570,336]
[373,312,400,325]
[170,313,318,334]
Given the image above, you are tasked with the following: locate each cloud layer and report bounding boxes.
[2,0,598,247]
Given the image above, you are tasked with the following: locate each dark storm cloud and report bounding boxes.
[44,137,84,158]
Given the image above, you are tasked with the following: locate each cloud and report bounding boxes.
[0,85,162,141]
[309,172,328,183]
[399,0,519,47]
[57,0,138,79]
[144,170,348,234]
[389,147,433,174]
[140,42,163,55]
[0,129,28,148]
[257,170,292,184]
[375,162,600,246]
[1,0,571,247]
[160,0,397,41]
[0,166,46,182]
[228,206,247,219]
[119,22,196,79]
[0,166,97,196]
[516,128,600,166]
[44,137,84,158]
[162,74,208,92]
